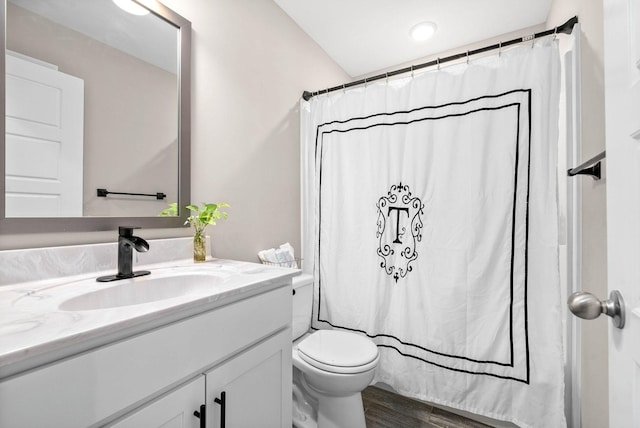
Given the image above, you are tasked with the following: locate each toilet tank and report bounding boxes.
[292,274,314,341]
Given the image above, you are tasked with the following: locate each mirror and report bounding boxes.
[0,0,190,233]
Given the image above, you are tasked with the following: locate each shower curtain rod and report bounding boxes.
[302,16,578,101]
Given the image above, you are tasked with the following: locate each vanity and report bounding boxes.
[0,238,295,428]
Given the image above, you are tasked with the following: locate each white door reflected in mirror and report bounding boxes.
[5,53,84,217]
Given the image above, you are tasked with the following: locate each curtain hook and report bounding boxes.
[437,57,440,70]
[498,41,502,57]
[411,65,415,78]
[531,33,535,48]
[466,50,470,65]
[342,83,346,94]
[364,77,368,88]
[553,26,558,41]
[385,72,389,85]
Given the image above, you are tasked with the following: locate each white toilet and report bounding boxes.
[292,275,380,428]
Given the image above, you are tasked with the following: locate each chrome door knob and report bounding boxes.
[567,290,625,329]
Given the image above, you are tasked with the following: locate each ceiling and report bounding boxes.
[272,0,553,77]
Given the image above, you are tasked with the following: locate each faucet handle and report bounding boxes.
[118,226,141,237]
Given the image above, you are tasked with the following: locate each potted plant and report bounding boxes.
[161,202,230,262]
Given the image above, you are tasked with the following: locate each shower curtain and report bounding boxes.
[300,38,565,427]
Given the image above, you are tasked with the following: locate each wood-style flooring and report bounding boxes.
[362,386,492,428]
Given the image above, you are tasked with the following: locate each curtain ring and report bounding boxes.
[411,65,415,78]
[466,50,470,64]
[553,26,558,41]
[498,41,502,57]
[437,57,440,70]
[364,77,368,88]
[385,72,389,84]
[342,83,346,94]
[531,34,535,48]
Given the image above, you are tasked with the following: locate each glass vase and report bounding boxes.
[193,233,206,263]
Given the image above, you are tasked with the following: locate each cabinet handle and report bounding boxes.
[214,391,226,428]
[193,404,206,428]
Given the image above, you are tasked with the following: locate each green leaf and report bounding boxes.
[162,201,230,232]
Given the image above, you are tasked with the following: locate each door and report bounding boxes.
[5,52,84,217]
[603,0,640,426]
[205,330,291,428]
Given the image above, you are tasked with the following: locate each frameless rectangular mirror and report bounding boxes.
[0,0,190,233]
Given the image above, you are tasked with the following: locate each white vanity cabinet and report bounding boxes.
[110,329,291,428]
[0,284,292,428]
[204,328,290,428]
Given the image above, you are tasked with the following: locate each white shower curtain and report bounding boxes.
[301,38,565,427]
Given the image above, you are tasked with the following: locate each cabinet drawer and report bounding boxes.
[108,376,204,428]
[0,286,291,428]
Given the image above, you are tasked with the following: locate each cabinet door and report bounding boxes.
[109,376,204,428]
[205,329,292,428]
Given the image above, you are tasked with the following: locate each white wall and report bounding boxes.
[547,1,609,427]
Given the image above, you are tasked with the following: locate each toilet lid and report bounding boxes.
[297,330,379,373]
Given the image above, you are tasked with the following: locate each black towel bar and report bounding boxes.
[97,188,166,200]
[567,151,605,180]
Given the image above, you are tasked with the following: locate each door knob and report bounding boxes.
[567,290,625,329]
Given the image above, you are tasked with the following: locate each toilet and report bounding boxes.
[292,274,380,428]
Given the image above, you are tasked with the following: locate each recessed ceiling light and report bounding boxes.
[113,0,150,16]
[410,22,437,42]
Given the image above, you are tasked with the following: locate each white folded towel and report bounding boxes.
[258,248,277,264]
[258,242,297,268]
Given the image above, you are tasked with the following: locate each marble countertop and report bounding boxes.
[0,258,299,379]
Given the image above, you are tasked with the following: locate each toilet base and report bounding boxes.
[293,367,368,428]
[316,393,366,428]
[293,381,317,428]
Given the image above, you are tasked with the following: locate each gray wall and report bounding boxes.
[0,0,349,255]
[160,0,350,262]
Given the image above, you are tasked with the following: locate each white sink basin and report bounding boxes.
[58,272,226,311]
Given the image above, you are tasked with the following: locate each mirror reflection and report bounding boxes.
[5,0,179,218]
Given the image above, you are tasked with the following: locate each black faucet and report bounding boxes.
[97,226,151,282]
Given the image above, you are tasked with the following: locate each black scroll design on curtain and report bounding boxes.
[376,182,424,282]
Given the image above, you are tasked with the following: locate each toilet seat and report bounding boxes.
[297,330,379,374]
